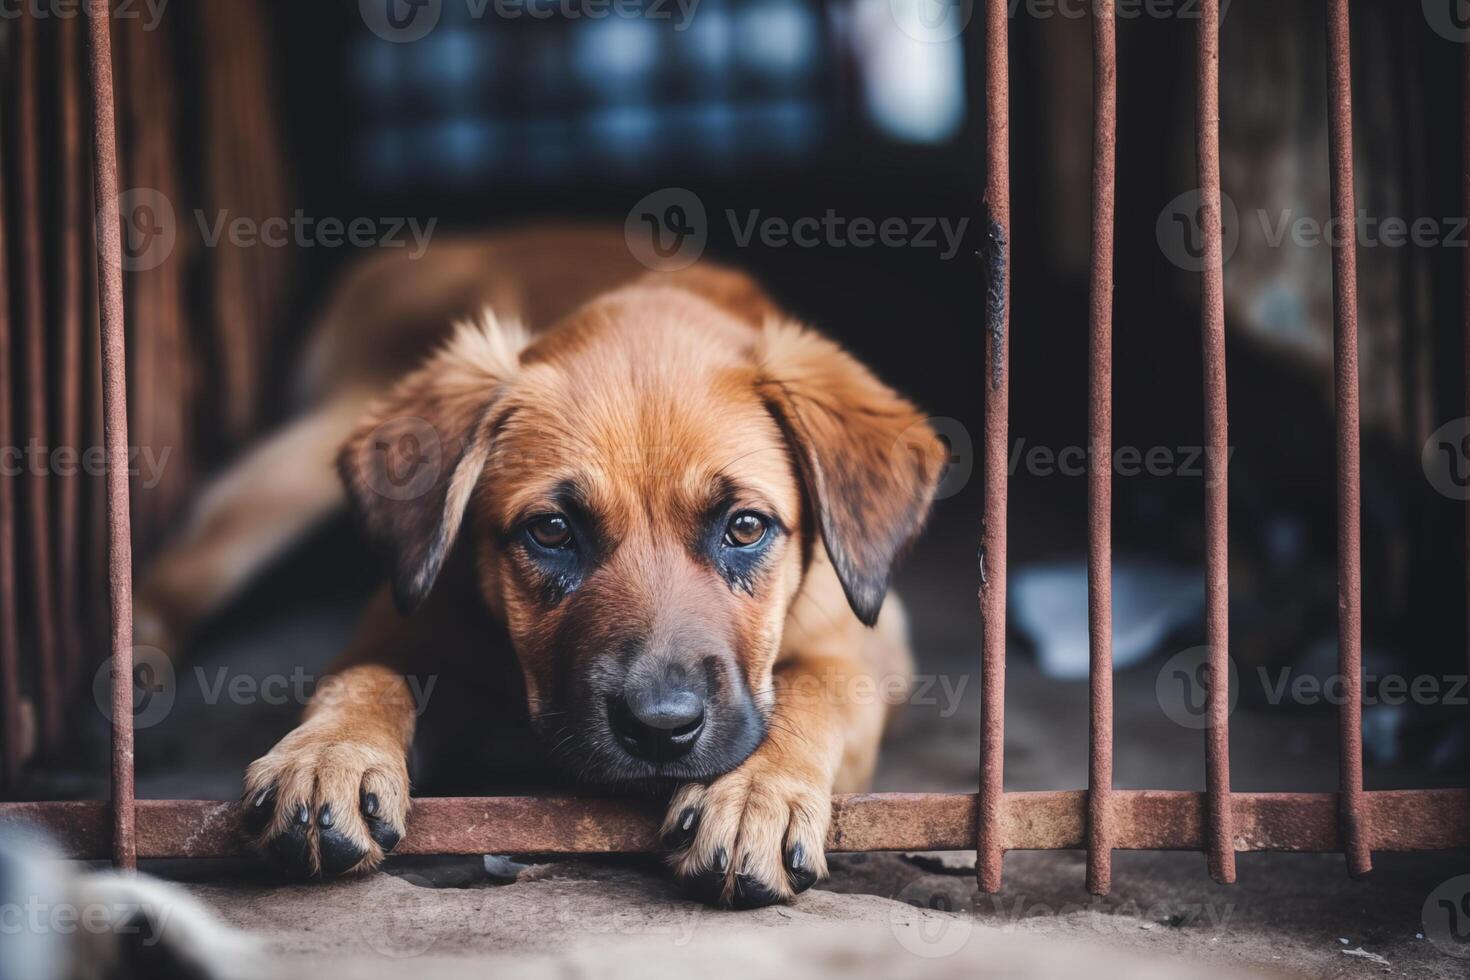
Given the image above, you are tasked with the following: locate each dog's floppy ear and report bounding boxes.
[756,319,948,626]
[339,310,530,613]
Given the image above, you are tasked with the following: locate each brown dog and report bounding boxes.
[137,225,946,908]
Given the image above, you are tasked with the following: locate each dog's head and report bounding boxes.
[339,279,946,785]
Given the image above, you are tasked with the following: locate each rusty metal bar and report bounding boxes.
[0,84,19,790]
[977,0,1011,896]
[86,1,138,872]
[1085,0,1117,899]
[58,13,87,690]
[17,8,63,758]
[2,790,1467,861]
[1195,0,1236,886]
[1326,0,1370,880]
[1463,14,1470,710]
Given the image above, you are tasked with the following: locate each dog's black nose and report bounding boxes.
[612,683,706,762]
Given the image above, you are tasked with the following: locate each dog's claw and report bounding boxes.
[241,786,276,839]
[660,806,700,851]
[786,842,818,894]
[366,815,401,853]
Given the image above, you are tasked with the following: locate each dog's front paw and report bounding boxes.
[241,725,409,879]
[660,761,830,909]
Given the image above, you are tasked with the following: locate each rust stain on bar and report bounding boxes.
[1195,0,1236,886]
[17,9,63,758]
[0,94,20,789]
[1086,0,1117,899]
[1326,0,1370,880]
[85,1,138,872]
[57,13,87,690]
[977,0,1011,896]
[1,791,1466,861]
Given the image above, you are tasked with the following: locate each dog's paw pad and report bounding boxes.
[242,732,409,880]
[318,827,369,877]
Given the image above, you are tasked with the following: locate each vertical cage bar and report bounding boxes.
[977,0,1011,895]
[1195,0,1236,885]
[58,13,87,690]
[17,9,63,757]
[0,93,20,789]
[1326,0,1371,879]
[86,1,138,871]
[1463,15,1470,713]
[1086,0,1117,898]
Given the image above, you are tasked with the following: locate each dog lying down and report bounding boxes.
[137,225,947,909]
[0,831,263,980]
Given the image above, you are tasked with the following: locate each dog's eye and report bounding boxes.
[724,512,768,548]
[527,515,573,550]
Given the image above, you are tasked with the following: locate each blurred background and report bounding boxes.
[2,0,1468,809]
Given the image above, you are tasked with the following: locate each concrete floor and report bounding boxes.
[29,510,1470,978]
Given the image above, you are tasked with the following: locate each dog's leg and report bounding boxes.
[660,582,912,909]
[134,393,370,653]
[241,588,415,877]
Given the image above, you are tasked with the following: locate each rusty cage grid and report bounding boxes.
[0,0,1468,893]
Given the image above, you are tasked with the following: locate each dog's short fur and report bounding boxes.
[138,225,946,908]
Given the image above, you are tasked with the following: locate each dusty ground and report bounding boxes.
[152,846,1463,979]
